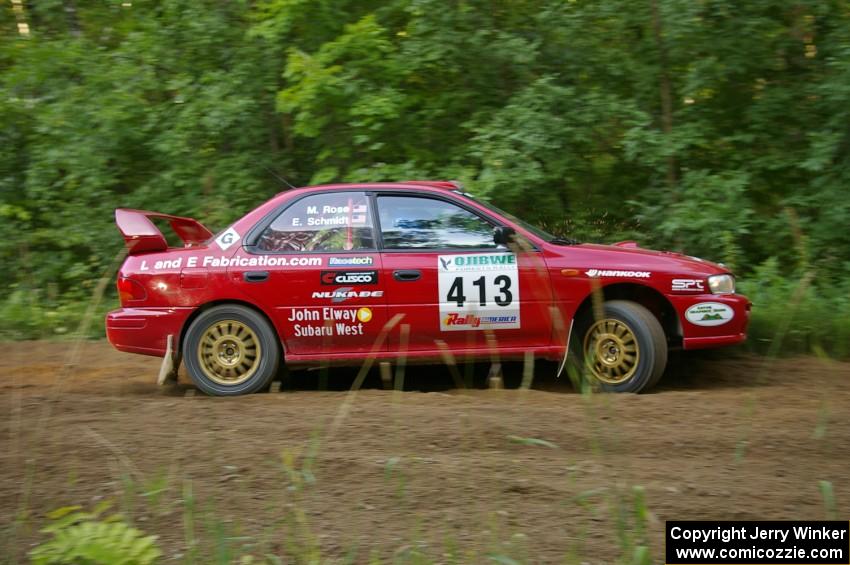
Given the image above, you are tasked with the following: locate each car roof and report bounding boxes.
[283,180,464,195]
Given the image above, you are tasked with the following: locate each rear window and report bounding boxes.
[256,192,375,252]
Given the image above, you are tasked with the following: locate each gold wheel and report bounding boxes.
[582,318,640,385]
[196,319,262,386]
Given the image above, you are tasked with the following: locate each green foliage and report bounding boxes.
[30,505,161,565]
[0,287,110,339]
[636,170,752,270]
[738,259,850,358]
[2,0,850,355]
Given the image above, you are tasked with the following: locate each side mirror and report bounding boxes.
[493,226,516,246]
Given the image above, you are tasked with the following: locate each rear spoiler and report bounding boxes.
[115,208,214,255]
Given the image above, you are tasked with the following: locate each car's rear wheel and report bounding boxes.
[183,305,280,396]
[573,300,667,393]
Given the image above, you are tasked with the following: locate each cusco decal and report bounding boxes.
[288,307,372,337]
[215,227,240,250]
[685,302,734,326]
[437,253,520,331]
[321,270,377,285]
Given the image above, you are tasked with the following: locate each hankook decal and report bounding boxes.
[585,269,651,278]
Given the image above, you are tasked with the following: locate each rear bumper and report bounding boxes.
[105,307,195,357]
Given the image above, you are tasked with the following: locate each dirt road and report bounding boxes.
[1,341,848,563]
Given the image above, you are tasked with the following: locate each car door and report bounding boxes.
[376,193,553,352]
[230,190,386,356]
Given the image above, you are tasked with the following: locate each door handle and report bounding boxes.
[244,271,269,283]
[393,269,421,282]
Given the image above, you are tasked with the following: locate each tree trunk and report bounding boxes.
[650,0,677,194]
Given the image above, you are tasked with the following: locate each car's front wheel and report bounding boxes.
[183,305,280,396]
[573,300,667,393]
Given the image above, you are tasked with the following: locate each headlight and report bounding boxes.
[708,274,735,295]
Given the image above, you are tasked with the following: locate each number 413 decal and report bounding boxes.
[437,253,521,331]
[446,275,513,307]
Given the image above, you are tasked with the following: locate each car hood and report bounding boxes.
[546,241,730,277]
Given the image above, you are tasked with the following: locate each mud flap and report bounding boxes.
[556,320,575,379]
[156,334,180,385]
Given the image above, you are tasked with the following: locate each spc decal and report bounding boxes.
[672,278,705,292]
[215,227,240,251]
[328,256,374,267]
[288,307,373,336]
[437,253,521,331]
[585,269,651,278]
[321,270,378,285]
[685,302,734,326]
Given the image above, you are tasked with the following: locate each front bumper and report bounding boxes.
[669,293,751,350]
[105,307,195,357]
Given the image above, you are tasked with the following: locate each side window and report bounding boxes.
[256,192,374,252]
[378,196,497,250]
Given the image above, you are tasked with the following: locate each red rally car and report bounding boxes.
[106,181,750,396]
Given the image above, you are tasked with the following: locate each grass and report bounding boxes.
[737,263,850,359]
[20,450,664,564]
[2,248,848,563]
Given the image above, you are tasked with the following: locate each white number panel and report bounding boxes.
[437,253,521,331]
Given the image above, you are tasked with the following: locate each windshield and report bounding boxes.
[461,193,563,242]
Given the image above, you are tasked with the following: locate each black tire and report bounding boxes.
[183,305,281,396]
[569,300,667,393]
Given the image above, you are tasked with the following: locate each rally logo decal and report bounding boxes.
[685,302,734,326]
[437,253,521,331]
